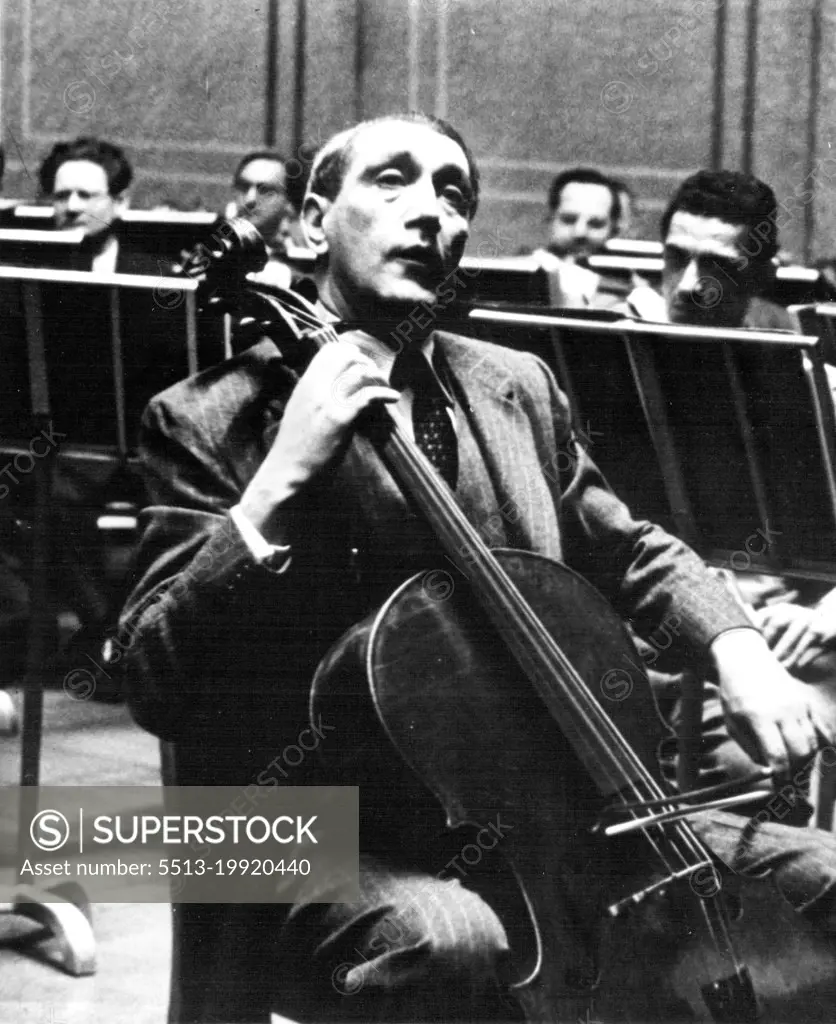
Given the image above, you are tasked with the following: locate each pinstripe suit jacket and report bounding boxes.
[119,329,750,1022]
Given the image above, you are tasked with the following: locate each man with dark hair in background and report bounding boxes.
[627,169,791,330]
[38,135,159,275]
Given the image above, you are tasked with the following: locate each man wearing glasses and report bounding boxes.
[227,149,298,288]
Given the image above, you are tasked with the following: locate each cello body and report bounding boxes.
[312,549,699,1021]
[311,550,836,1022]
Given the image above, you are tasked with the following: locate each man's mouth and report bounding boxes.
[394,246,444,275]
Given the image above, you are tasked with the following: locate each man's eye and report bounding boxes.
[558,214,577,226]
[258,187,279,198]
[376,170,405,188]
[441,185,468,211]
[708,256,739,278]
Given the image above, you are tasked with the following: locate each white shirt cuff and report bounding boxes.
[228,504,292,572]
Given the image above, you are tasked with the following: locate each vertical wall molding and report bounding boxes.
[407,0,420,112]
[804,0,823,262]
[264,0,280,147]
[292,0,306,156]
[354,0,365,121]
[434,2,448,120]
[710,0,727,169]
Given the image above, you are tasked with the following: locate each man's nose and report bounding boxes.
[406,179,443,230]
[66,192,85,213]
[242,186,259,208]
[677,258,701,295]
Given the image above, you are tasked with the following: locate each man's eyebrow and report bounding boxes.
[362,151,418,177]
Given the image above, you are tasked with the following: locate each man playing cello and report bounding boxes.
[120,114,836,1023]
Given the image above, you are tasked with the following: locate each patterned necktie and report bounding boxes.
[392,346,458,490]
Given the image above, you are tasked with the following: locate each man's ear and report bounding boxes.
[115,190,130,216]
[302,193,331,256]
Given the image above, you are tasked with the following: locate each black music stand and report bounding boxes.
[0,275,96,977]
[469,306,836,578]
[0,268,200,976]
[119,210,217,268]
[454,255,551,308]
[459,305,675,532]
[0,228,84,271]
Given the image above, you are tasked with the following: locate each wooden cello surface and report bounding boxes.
[311,552,836,1022]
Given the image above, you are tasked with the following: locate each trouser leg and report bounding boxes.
[275,854,524,1024]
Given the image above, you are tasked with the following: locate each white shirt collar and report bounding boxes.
[91,234,120,275]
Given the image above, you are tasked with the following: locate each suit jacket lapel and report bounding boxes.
[436,331,562,557]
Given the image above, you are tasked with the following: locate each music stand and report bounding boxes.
[120,210,218,268]
[462,305,675,532]
[467,308,836,582]
[0,267,199,976]
[0,271,97,976]
[0,228,85,270]
[454,255,551,308]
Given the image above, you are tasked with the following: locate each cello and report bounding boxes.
[188,220,834,1023]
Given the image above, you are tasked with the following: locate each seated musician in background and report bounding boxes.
[38,136,161,275]
[119,114,836,1024]
[225,149,297,288]
[625,167,836,732]
[528,166,637,308]
[625,169,792,331]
